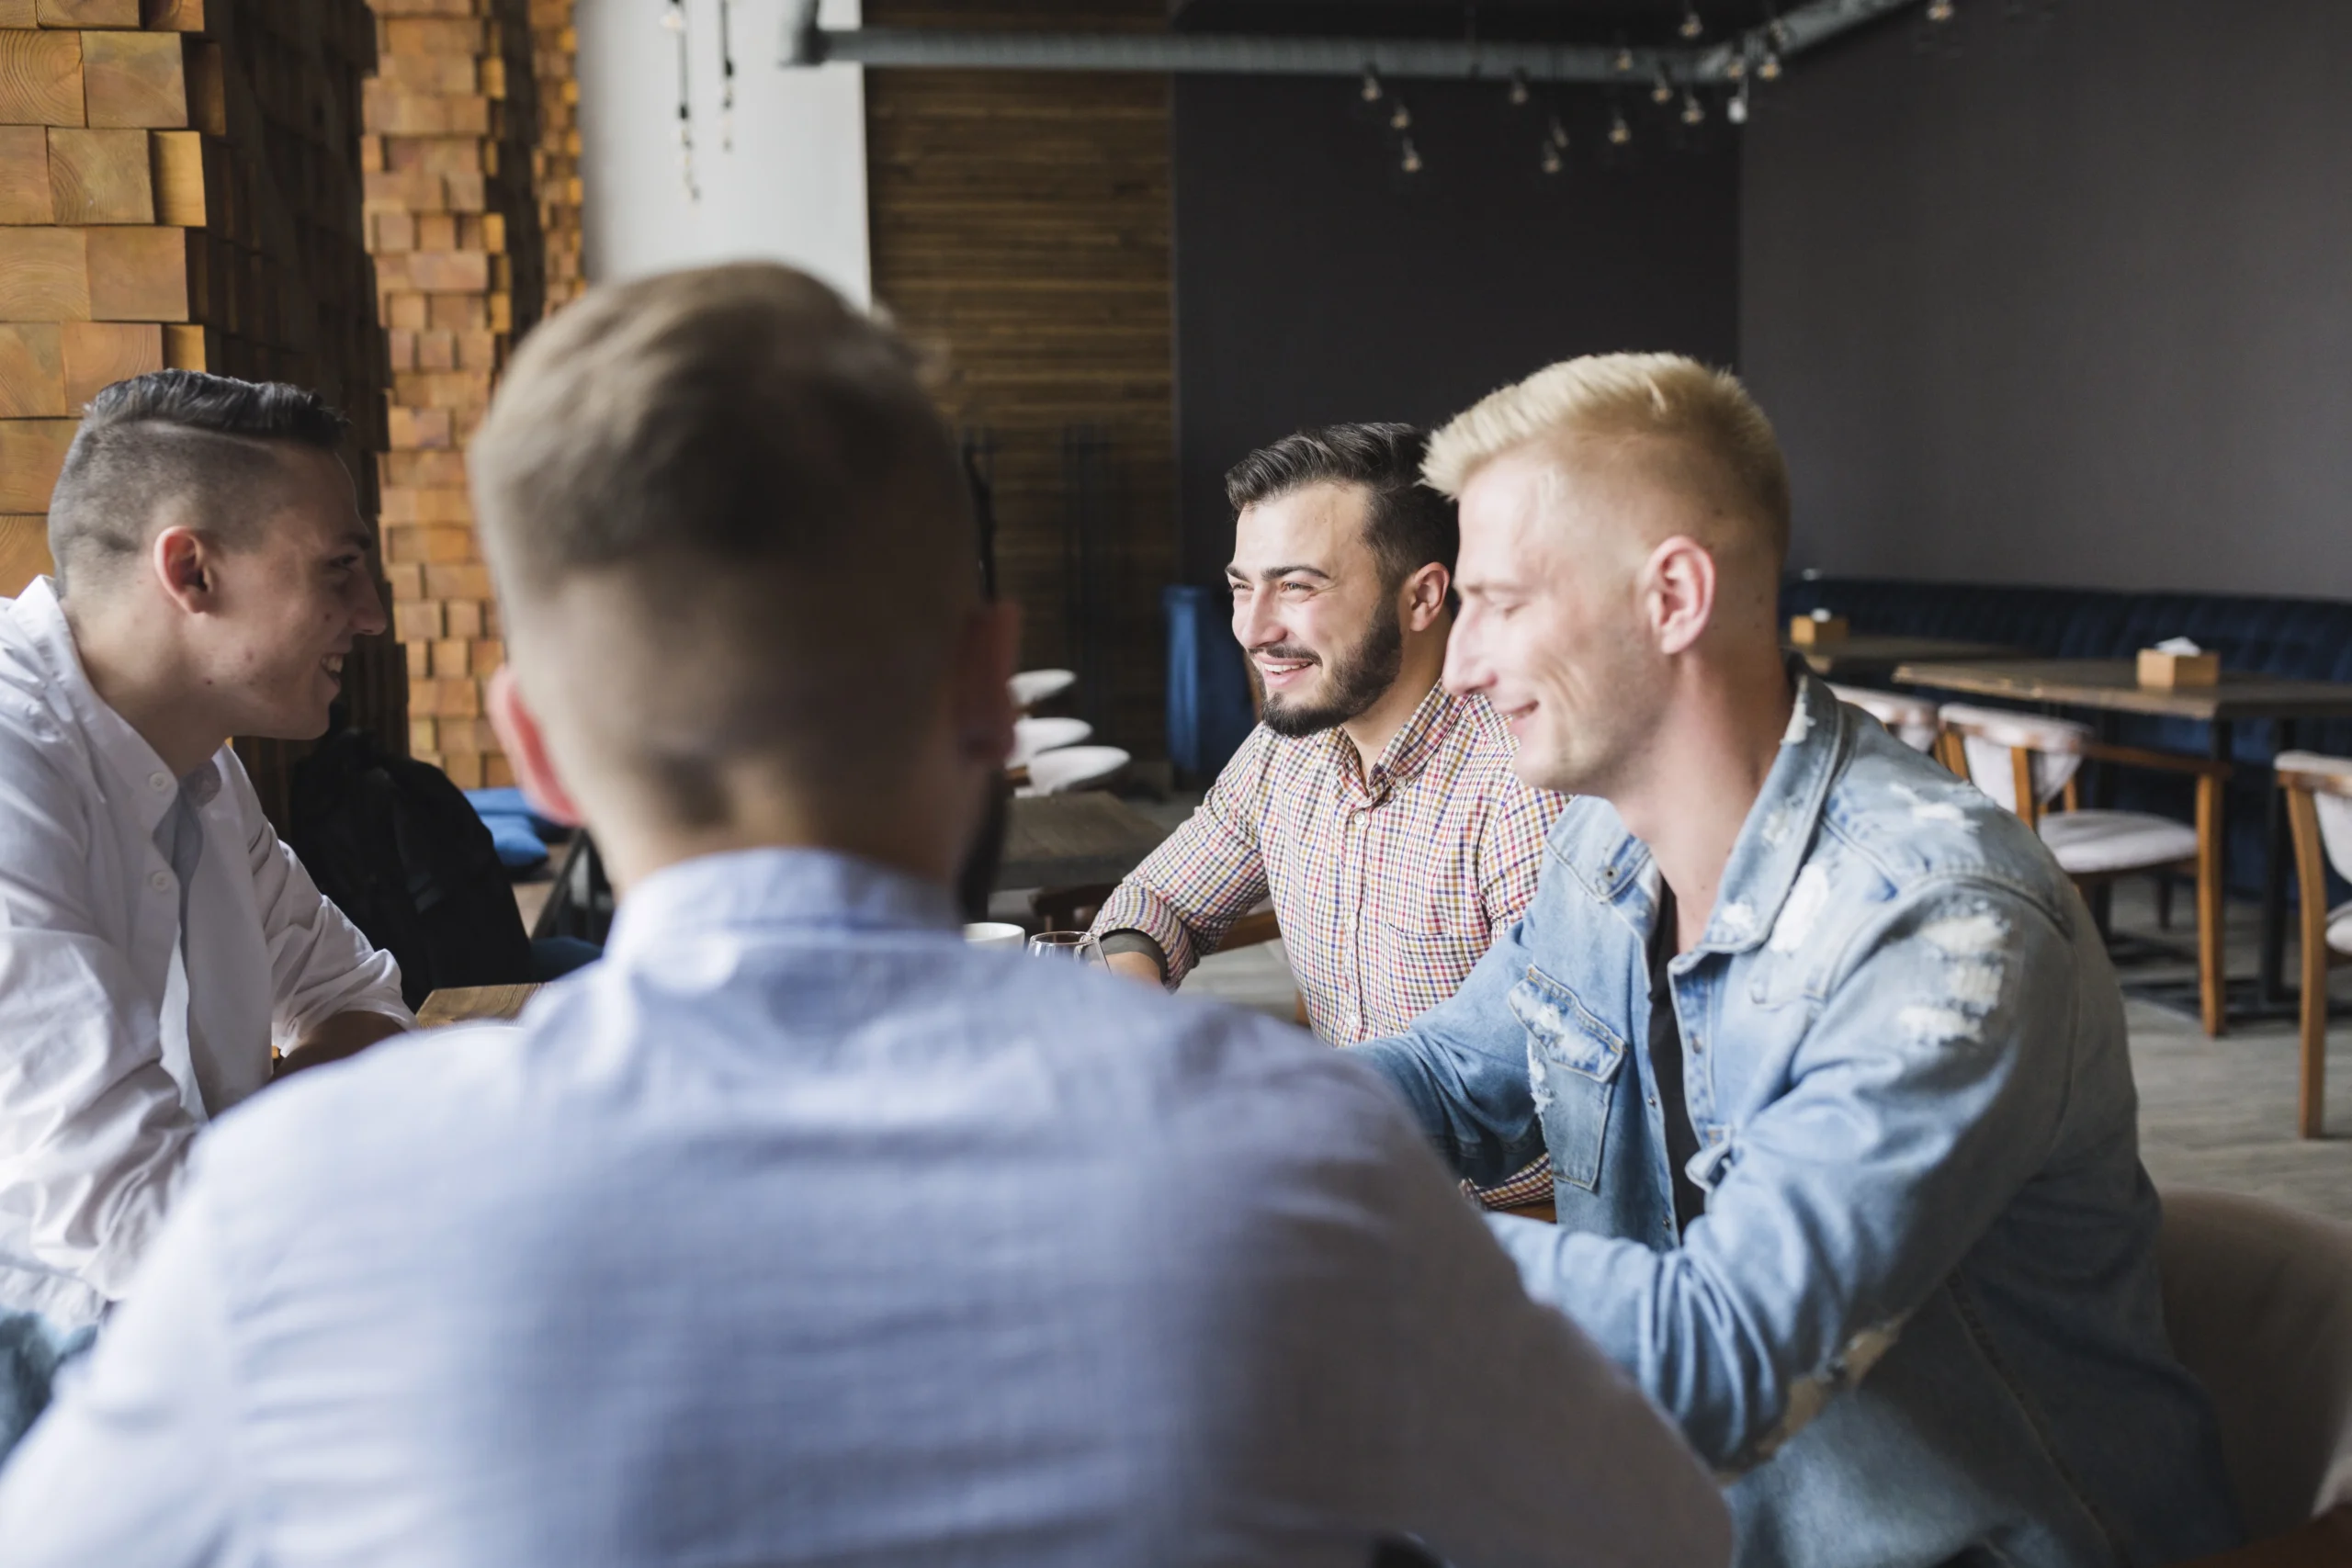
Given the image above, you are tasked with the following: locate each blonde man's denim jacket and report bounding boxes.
[1355,672,2241,1568]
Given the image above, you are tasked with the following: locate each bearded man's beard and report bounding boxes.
[1258,607,1406,739]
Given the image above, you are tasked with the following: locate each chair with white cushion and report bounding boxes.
[1009,716,1092,773]
[1939,702,2230,1036]
[1829,683,1942,753]
[1009,669,1076,713]
[1020,745,1130,796]
[2276,750,2352,1137]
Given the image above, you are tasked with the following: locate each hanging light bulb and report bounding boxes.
[1539,140,1563,175]
[1608,107,1633,145]
[1724,53,1747,80]
[1680,89,1705,126]
[1388,99,1412,131]
[1612,44,1634,73]
[718,0,737,152]
[1360,66,1384,102]
[1507,68,1531,107]
[1727,77,1752,124]
[660,0,683,30]
[1398,136,1423,175]
[1678,5,1704,39]
[1545,112,1569,150]
[1928,0,1956,17]
[1651,66,1674,105]
[1758,48,1783,81]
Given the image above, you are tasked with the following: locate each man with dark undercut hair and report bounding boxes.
[0,371,409,1454]
[1091,424,1565,1207]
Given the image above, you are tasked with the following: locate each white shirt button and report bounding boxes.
[148,771,170,791]
[149,870,172,893]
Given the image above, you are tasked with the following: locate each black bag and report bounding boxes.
[287,728,536,1010]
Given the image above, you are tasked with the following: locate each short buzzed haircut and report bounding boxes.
[47,371,349,594]
[1423,354,1791,569]
[468,262,977,825]
[1225,423,1456,592]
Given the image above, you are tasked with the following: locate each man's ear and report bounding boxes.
[152,525,220,615]
[1399,561,1451,633]
[486,665,586,829]
[1644,535,1718,657]
[953,599,1022,768]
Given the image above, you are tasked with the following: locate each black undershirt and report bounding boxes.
[1647,886,1709,1239]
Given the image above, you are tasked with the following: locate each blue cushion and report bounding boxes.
[463,787,565,840]
[480,813,549,872]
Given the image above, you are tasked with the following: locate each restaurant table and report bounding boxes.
[1785,634,2024,682]
[415,983,541,1028]
[997,792,1170,892]
[1894,659,2352,1021]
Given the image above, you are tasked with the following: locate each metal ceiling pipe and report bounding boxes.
[782,0,1925,84]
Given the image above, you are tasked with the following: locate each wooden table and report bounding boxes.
[415,984,540,1028]
[1787,634,2024,682]
[1895,660,2352,1017]
[997,793,1170,891]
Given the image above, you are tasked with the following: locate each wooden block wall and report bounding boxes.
[527,0,577,310]
[0,0,405,825]
[864,1,1177,759]
[362,0,548,790]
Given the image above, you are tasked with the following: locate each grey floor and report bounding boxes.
[1178,871,2352,1224]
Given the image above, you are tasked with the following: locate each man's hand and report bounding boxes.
[275,1010,408,1081]
[1104,949,1164,987]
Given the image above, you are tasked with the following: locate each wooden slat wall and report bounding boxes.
[362,0,552,790]
[0,0,404,826]
[526,0,579,311]
[864,0,1174,757]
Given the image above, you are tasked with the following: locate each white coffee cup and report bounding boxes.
[962,921,1026,952]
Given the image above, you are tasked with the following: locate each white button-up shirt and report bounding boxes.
[0,848,1728,1568]
[0,578,408,1330]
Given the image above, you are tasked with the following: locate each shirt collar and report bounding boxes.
[605,847,961,964]
[1328,678,1459,800]
[12,576,198,834]
[1555,663,1848,956]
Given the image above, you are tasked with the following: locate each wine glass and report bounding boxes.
[1026,931,1106,966]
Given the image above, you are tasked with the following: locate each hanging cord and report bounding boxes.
[718,0,737,152]
[666,0,700,202]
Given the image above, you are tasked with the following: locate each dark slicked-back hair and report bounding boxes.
[1224,423,1457,592]
[47,371,349,594]
[468,262,978,826]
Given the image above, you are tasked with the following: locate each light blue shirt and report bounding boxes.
[0,848,1727,1568]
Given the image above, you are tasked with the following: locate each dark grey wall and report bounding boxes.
[1172,74,1741,582]
[1744,0,2352,596]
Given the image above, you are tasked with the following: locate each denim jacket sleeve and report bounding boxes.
[1481,879,2080,1472]
[1348,886,1555,1190]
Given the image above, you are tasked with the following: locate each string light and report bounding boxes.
[667,0,697,202]
[1507,68,1530,107]
[1388,99,1411,131]
[1651,66,1674,105]
[1611,42,1634,73]
[1678,5,1704,39]
[1927,0,1955,17]
[1360,66,1384,102]
[1608,107,1633,145]
[1680,89,1705,126]
[717,0,736,152]
[1727,76,1752,124]
[1398,135,1423,175]
[1545,113,1569,150]
[1540,139,1563,175]
[1758,47,1783,81]
[1724,53,1746,80]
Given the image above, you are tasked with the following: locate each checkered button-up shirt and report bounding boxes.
[1093,682,1565,1207]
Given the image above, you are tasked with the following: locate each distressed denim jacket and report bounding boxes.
[1355,672,2240,1568]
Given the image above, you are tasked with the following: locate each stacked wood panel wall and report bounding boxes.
[864,1,1174,758]
[0,0,403,824]
[362,0,547,790]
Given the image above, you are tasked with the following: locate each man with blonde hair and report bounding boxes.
[0,274,1730,1568]
[1356,354,2240,1566]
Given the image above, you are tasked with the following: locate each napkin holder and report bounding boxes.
[2137,649,2220,690]
[1789,614,1849,648]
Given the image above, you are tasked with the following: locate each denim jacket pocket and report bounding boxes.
[1508,965,1627,1192]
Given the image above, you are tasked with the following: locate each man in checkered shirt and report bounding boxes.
[1091,423,1564,1210]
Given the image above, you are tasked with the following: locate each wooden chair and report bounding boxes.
[1938,703,2231,1036]
[1828,682,1942,753]
[2275,750,2352,1137]
[2162,1189,2352,1566]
